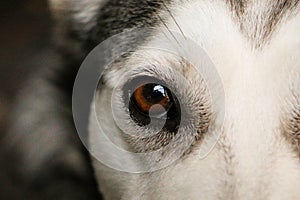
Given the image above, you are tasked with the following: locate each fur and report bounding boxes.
[5,0,300,199]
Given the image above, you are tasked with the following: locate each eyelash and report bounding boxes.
[282,105,300,154]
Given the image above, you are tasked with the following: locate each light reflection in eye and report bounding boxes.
[153,85,167,97]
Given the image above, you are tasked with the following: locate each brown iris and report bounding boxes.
[125,76,180,131]
[133,84,172,117]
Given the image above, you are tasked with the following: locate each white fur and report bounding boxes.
[90,0,300,199]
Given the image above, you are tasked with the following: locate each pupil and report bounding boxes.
[142,84,167,104]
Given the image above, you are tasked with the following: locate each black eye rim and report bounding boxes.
[123,76,181,133]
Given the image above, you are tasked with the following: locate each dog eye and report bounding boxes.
[124,77,181,132]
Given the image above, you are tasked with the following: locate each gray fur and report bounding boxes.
[2,51,101,199]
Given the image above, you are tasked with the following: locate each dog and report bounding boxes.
[5,0,300,199]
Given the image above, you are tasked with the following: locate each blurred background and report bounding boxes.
[0,0,51,142]
[0,0,52,198]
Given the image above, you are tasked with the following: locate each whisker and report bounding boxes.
[143,1,187,56]
[157,14,183,49]
[162,1,186,39]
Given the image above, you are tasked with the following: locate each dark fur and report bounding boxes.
[4,1,171,199]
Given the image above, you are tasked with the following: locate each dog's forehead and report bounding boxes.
[228,0,300,48]
[101,0,300,88]
[86,0,300,49]
[49,0,300,52]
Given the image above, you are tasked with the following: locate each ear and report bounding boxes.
[48,0,72,19]
[48,0,106,19]
[49,0,105,31]
[48,0,105,57]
